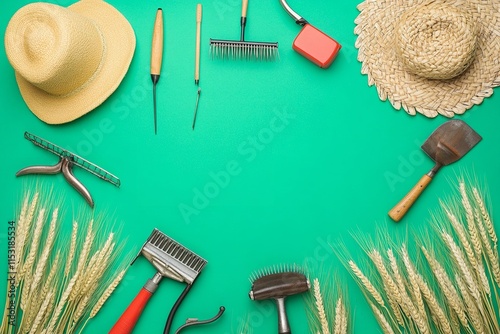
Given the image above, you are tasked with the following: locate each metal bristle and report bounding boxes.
[142,229,207,283]
[210,40,279,61]
[249,263,303,283]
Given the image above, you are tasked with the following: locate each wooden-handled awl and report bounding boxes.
[192,4,202,130]
[151,8,163,135]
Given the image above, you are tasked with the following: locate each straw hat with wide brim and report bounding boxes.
[355,0,500,118]
[4,0,135,124]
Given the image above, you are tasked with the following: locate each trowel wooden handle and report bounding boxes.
[109,288,153,334]
[151,9,163,76]
[389,174,432,222]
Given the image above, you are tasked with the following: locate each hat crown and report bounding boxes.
[395,3,478,80]
[5,2,105,96]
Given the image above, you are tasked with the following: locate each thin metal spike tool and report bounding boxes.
[151,8,164,134]
[192,88,201,130]
[192,5,202,130]
[16,132,120,208]
[210,0,278,61]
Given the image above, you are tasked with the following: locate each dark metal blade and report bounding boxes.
[421,120,482,166]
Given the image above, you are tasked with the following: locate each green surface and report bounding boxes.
[1,0,499,333]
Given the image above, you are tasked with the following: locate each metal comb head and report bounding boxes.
[210,39,279,61]
[134,229,207,284]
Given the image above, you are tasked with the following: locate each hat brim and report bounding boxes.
[15,0,136,124]
[355,0,500,118]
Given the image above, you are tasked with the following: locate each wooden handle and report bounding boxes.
[241,0,248,18]
[388,174,433,222]
[109,288,153,334]
[195,4,202,83]
[151,9,163,76]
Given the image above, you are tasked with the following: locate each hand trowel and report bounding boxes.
[389,120,482,222]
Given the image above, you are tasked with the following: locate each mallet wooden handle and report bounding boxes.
[388,174,433,222]
[195,4,202,84]
[151,9,163,76]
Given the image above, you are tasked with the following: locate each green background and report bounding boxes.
[1,0,499,333]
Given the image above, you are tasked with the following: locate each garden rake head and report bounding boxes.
[210,0,278,61]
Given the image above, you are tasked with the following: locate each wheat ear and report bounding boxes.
[442,232,481,302]
[421,247,468,327]
[444,207,478,268]
[369,250,404,326]
[368,302,395,334]
[349,260,385,308]
[333,297,347,334]
[20,208,45,279]
[70,219,95,301]
[401,246,427,325]
[16,192,39,275]
[46,273,77,333]
[90,269,126,318]
[29,289,54,334]
[29,209,58,297]
[415,273,453,334]
[459,183,483,262]
[65,221,78,276]
[456,275,484,333]
[313,278,330,334]
[475,208,500,286]
[472,187,497,246]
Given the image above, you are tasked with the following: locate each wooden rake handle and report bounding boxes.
[388,174,433,222]
[242,0,248,18]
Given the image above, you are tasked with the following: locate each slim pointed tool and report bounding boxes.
[195,4,202,85]
[151,8,164,134]
[192,88,201,130]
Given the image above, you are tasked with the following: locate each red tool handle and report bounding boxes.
[109,288,153,334]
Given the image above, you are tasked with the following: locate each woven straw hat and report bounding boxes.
[355,0,500,118]
[4,0,135,124]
